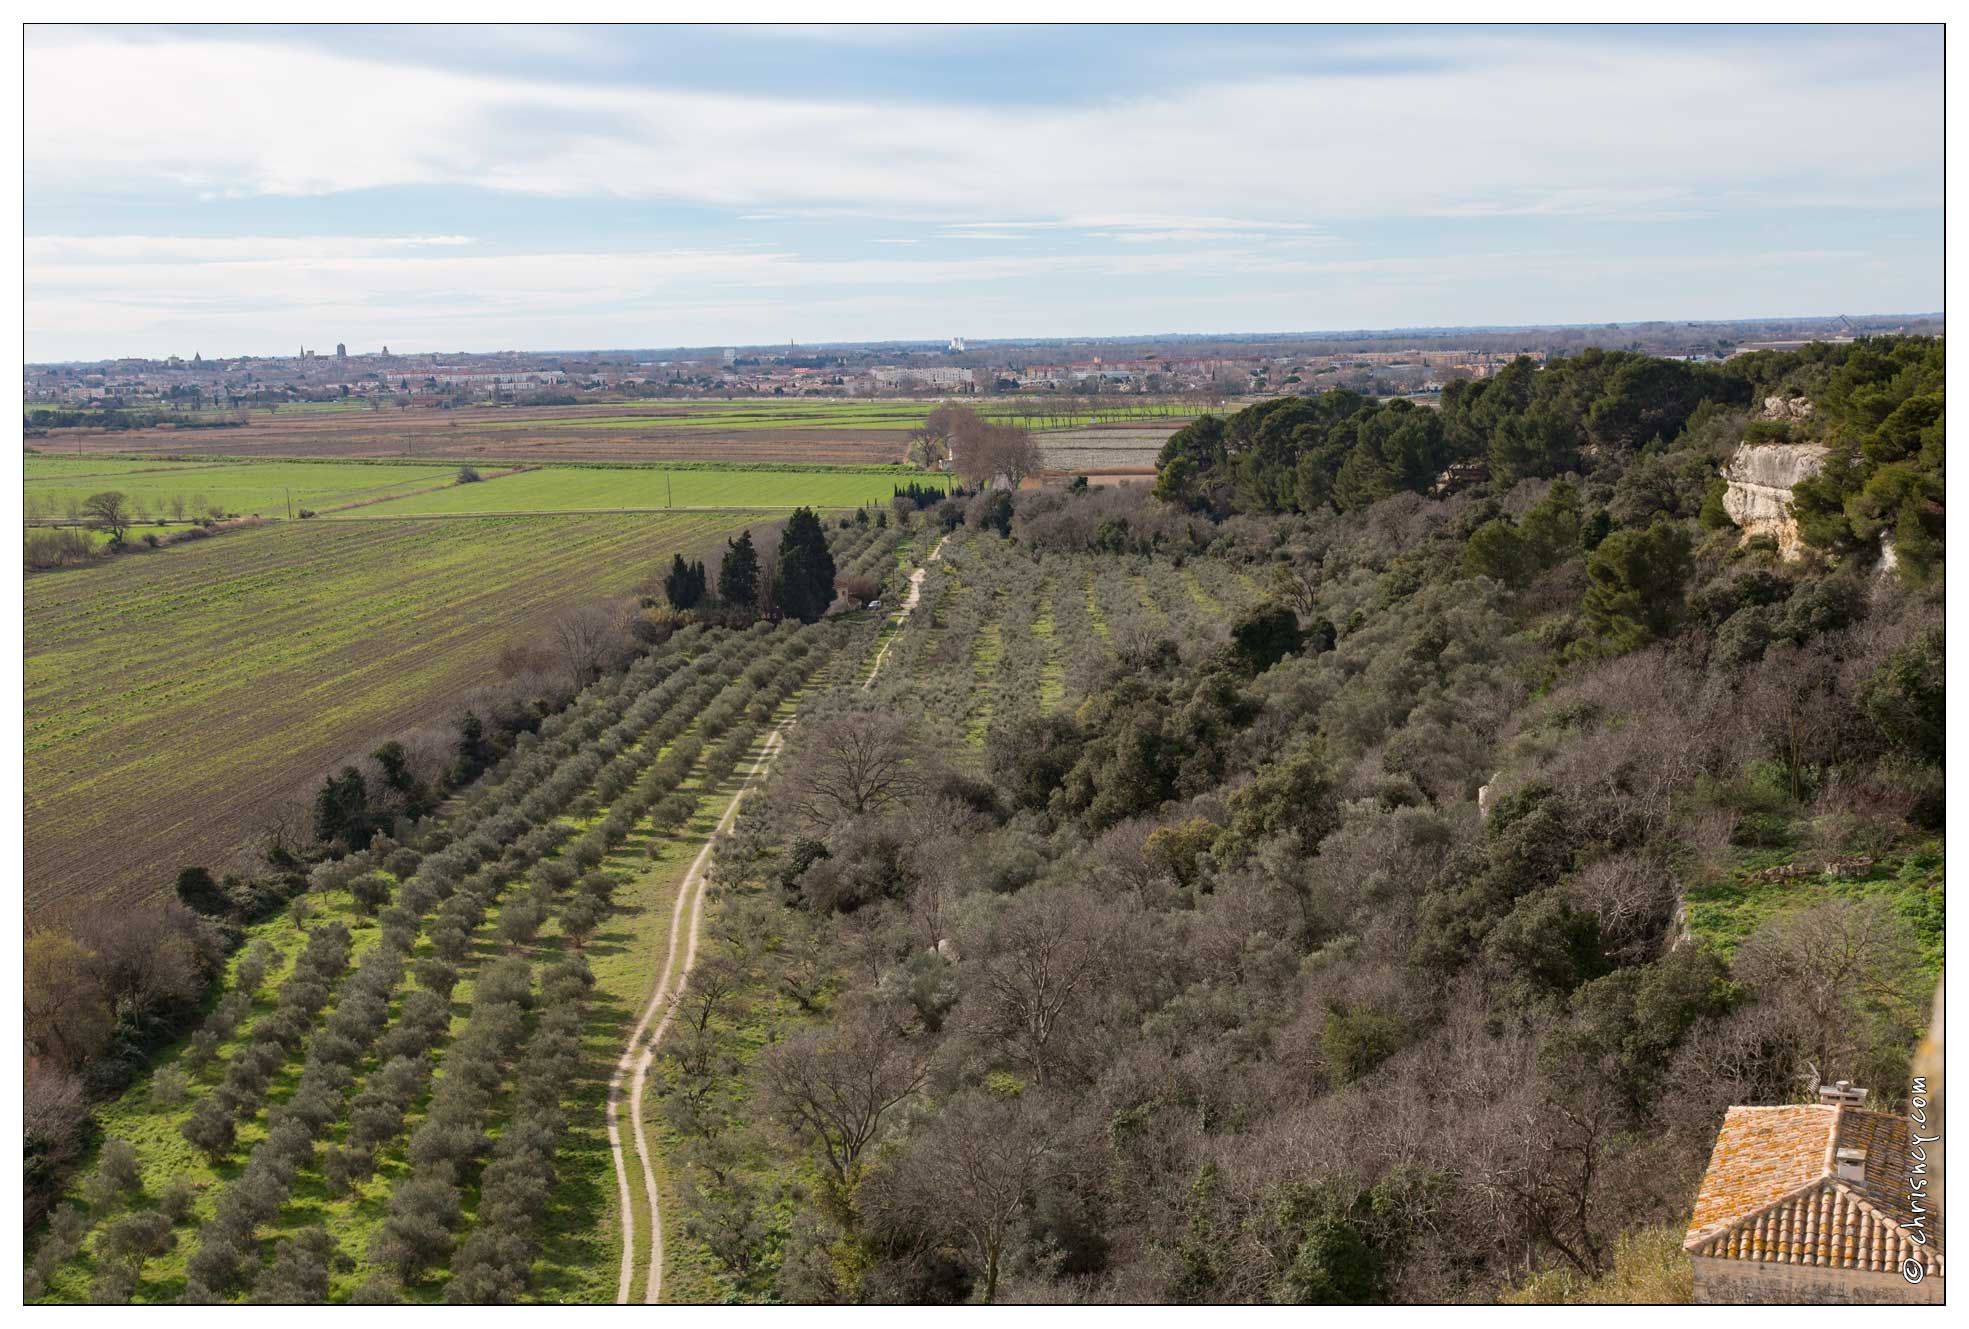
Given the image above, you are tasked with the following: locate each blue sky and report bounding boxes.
[24,24,1943,361]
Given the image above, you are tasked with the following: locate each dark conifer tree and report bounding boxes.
[719,530,760,609]
[775,507,837,624]
[665,553,703,610]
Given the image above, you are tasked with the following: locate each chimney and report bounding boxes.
[1834,1147,1868,1184]
[1818,1080,1868,1107]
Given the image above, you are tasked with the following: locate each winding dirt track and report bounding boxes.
[606,533,946,1304]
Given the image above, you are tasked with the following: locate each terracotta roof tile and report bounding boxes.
[1684,1105,1942,1279]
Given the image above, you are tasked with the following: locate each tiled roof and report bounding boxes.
[1685,1105,1943,1279]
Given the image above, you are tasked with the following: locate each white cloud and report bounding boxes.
[24,30,1941,224]
[25,235,478,264]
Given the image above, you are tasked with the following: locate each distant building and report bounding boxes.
[1683,1086,1942,1304]
[336,343,347,359]
[872,366,973,389]
[949,336,966,352]
[723,348,738,365]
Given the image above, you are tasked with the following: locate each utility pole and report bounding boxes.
[666,473,673,509]
[285,488,293,520]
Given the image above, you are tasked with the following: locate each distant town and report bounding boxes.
[23,314,1936,417]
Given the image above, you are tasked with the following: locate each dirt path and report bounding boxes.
[608,530,947,1304]
[862,533,946,689]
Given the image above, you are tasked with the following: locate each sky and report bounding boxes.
[23,23,1944,362]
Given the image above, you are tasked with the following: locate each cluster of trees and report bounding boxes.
[662,512,861,625]
[1788,337,1945,580]
[1156,338,1942,586]
[892,480,966,512]
[661,366,1941,1304]
[24,407,246,432]
[910,405,1043,490]
[24,905,226,1223]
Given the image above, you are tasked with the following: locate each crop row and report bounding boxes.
[356,622,839,1301]
[176,625,803,1298]
[44,620,805,1302]
[27,513,761,918]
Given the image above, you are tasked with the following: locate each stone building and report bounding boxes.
[1684,1085,1942,1303]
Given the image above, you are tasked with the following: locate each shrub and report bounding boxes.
[149,1065,189,1108]
[157,1176,196,1224]
[181,1096,237,1161]
[97,1209,175,1264]
[85,1138,144,1208]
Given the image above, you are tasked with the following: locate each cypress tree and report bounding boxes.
[719,530,760,609]
[776,507,837,624]
[664,553,702,610]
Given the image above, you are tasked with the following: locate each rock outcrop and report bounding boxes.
[1722,441,1829,560]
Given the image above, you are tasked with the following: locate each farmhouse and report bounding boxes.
[1683,1084,1943,1304]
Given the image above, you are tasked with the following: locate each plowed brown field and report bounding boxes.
[33,403,913,465]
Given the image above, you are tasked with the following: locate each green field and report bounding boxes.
[459,400,1190,432]
[24,512,772,923]
[331,465,946,516]
[24,457,462,521]
[24,456,946,528]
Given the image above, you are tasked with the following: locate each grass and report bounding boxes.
[534,755,748,1304]
[1031,579,1064,713]
[23,454,935,529]
[332,467,945,517]
[34,886,384,1304]
[1500,1223,1693,1304]
[24,512,766,924]
[1083,568,1111,643]
[458,400,1189,434]
[1682,837,1945,969]
[24,457,462,522]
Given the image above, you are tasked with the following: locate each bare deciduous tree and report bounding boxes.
[757,1004,928,1200]
[864,1090,1061,1304]
[552,602,631,687]
[780,710,923,829]
[960,887,1120,1088]
[1734,897,1928,1094]
[81,491,132,543]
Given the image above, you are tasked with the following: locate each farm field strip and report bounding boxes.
[459,402,1190,433]
[23,513,767,921]
[24,456,944,530]
[1031,578,1064,713]
[965,615,1004,748]
[1082,567,1112,644]
[29,402,1193,474]
[24,458,463,521]
[329,467,944,517]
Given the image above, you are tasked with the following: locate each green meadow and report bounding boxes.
[326,465,947,516]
